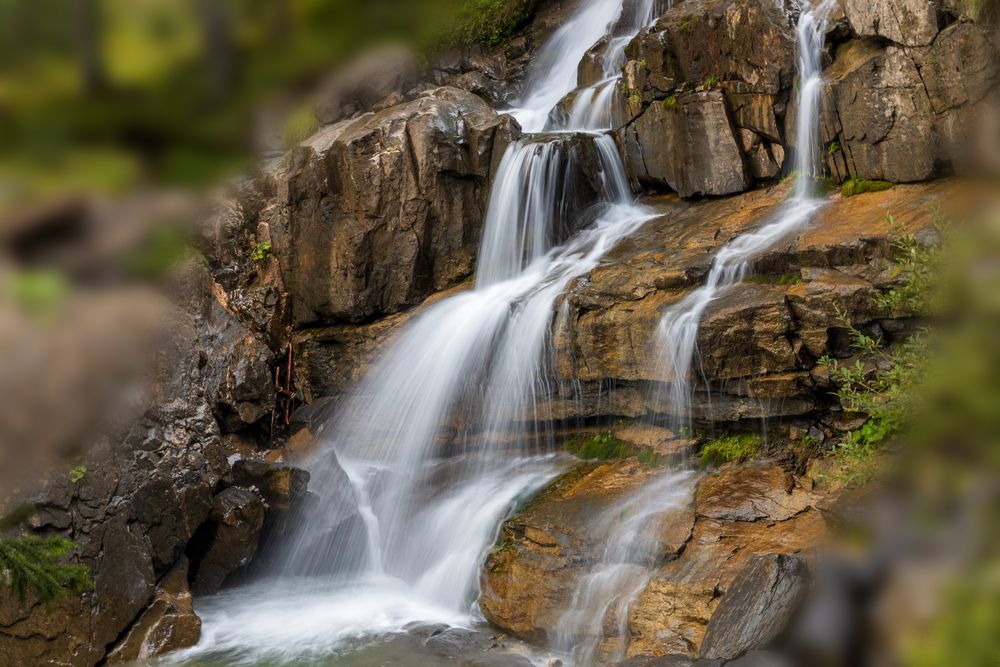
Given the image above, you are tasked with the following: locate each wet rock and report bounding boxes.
[424,627,494,658]
[462,655,535,667]
[0,300,228,665]
[228,459,310,511]
[105,558,201,663]
[480,462,673,642]
[695,465,815,523]
[843,0,940,47]
[699,555,808,660]
[262,86,518,325]
[612,656,722,667]
[723,650,794,667]
[188,486,267,595]
[620,90,750,197]
[404,621,451,639]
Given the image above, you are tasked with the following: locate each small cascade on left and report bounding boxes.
[165,0,664,665]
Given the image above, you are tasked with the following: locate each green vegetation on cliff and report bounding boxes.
[699,433,763,467]
[841,177,894,198]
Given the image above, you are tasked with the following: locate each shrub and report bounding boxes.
[699,434,763,467]
[565,432,633,461]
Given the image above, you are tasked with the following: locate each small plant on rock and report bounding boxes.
[251,241,272,262]
[699,433,763,467]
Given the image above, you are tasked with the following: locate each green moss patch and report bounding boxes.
[699,433,764,467]
[841,178,894,198]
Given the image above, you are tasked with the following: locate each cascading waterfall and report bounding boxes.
[172,0,665,664]
[562,0,670,131]
[547,3,837,664]
[656,0,835,428]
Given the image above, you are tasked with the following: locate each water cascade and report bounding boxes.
[173,0,664,663]
[549,3,837,663]
[656,0,836,427]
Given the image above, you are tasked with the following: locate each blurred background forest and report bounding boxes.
[0,0,530,214]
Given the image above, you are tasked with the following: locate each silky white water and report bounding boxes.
[171,0,664,664]
[556,470,697,666]
[656,0,836,427]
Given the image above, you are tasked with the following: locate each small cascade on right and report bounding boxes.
[656,0,835,428]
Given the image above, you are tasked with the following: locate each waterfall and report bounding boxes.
[174,0,665,663]
[656,0,835,428]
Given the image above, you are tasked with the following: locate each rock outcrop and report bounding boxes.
[247,86,518,326]
[480,462,825,659]
[104,558,202,663]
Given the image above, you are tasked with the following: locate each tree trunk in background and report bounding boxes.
[73,0,105,95]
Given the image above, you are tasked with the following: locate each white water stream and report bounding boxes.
[165,1,834,665]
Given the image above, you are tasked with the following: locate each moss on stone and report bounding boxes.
[699,433,764,467]
[841,178,894,198]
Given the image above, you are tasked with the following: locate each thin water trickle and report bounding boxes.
[656,0,836,429]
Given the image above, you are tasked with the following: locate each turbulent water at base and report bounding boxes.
[656,0,836,428]
[169,0,664,665]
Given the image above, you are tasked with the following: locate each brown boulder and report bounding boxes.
[188,486,267,595]
[105,558,202,663]
[619,90,750,197]
[262,86,518,324]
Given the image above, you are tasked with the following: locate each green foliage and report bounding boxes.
[68,464,86,484]
[282,104,319,148]
[904,571,1000,667]
[827,140,842,155]
[0,535,92,604]
[251,241,272,262]
[841,177,894,198]
[661,94,679,111]
[440,0,534,47]
[821,307,931,486]
[699,434,763,467]
[6,269,67,319]
[703,74,720,89]
[874,213,948,316]
[565,432,634,461]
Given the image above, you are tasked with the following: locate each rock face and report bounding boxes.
[620,90,750,197]
[252,86,518,325]
[611,0,996,195]
[615,0,797,195]
[0,298,228,666]
[315,45,421,125]
[698,554,808,660]
[842,0,941,47]
[104,558,202,663]
[480,462,825,659]
[187,487,267,595]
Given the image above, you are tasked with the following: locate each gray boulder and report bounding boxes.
[699,554,808,661]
